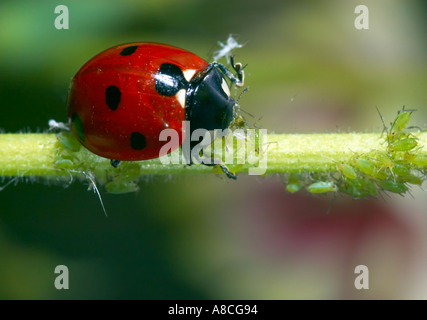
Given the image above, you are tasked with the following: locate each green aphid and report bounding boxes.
[340,183,366,199]
[104,162,141,193]
[56,132,81,152]
[390,110,411,135]
[374,152,394,170]
[410,154,427,167]
[286,183,303,193]
[353,158,376,177]
[91,163,108,184]
[105,180,139,194]
[115,162,141,181]
[392,164,410,177]
[399,174,423,186]
[379,180,408,194]
[337,163,357,180]
[373,167,389,180]
[392,151,406,162]
[360,178,378,197]
[307,181,337,194]
[54,158,74,169]
[286,173,304,193]
[390,138,418,152]
[340,177,378,198]
[355,177,378,197]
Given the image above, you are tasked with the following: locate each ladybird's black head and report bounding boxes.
[186,67,235,131]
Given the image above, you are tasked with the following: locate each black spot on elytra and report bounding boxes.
[106,85,121,110]
[155,63,188,96]
[130,132,147,150]
[120,45,138,56]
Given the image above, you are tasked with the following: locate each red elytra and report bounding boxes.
[67,42,210,161]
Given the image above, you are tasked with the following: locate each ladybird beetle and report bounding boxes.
[67,42,244,176]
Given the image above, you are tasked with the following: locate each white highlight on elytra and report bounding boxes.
[221,78,231,97]
[183,69,196,82]
[175,89,186,108]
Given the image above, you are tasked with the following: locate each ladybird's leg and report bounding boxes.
[187,141,237,179]
[212,62,244,87]
[229,55,246,85]
[212,60,245,87]
[202,162,237,180]
[219,164,237,180]
[185,131,236,179]
[110,159,121,168]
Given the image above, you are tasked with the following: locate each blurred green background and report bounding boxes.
[0,0,426,299]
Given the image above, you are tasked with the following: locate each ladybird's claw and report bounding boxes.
[229,56,245,87]
[201,160,237,180]
[110,159,121,168]
[219,164,237,180]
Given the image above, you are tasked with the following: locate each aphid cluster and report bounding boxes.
[284,107,426,198]
[54,131,141,194]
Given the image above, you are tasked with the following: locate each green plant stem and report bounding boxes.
[265,133,423,173]
[0,133,426,178]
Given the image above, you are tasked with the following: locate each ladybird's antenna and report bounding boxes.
[234,87,249,115]
[239,107,254,119]
[236,87,248,105]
